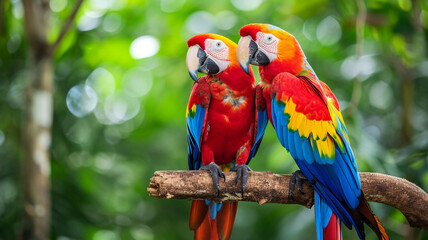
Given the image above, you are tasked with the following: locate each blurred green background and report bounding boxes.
[1,0,428,239]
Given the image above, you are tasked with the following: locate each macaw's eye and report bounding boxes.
[213,40,225,50]
[263,34,276,44]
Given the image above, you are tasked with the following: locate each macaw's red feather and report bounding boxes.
[190,200,238,240]
[357,194,389,240]
[239,24,261,42]
[319,81,340,111]
[194,213,215,240]
[255,84,267,112]
[272,73,331,121]
[187,33,267,240]
[189,200,209,230]
[187,76,210,113]
[197,75,257,166]
[323,213,342,240]
[216,202,238,240]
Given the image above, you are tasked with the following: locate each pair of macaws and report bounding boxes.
[185,23,389,240]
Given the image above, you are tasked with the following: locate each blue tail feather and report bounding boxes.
[205,200,223,220]
[315,192,333,240]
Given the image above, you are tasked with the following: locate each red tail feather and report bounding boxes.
[190,200,238,240]
[323,213,342,240]
[216,202,238,240]
[189,200,208,230]
[194,213,214,240]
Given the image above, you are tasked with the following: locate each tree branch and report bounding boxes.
[49,0,84,54]
[148,171,428,230]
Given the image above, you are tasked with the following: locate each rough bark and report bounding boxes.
[148,171,428,230]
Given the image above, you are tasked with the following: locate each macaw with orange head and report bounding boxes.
[186,33,268,240]
[236,23,389,240]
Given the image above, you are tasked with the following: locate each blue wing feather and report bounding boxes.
[294,131,304,160]
[271,95,364,238]
[186,77,210,171]
[302,138,315,164]
[247,109,268,164]
[247,85,269,164]
[287,130,297,159]
[187,105,207,170]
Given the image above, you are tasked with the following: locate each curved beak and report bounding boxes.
[237,36,253,76]
[186,45,204,82]
[237,36,271,76]
[186,45,220,82]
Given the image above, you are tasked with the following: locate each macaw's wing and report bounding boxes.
[271,72,361,229]
[246,83,268,164]
[187,76,211,170]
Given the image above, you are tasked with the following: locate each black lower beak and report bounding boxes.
[197,48,207,66]
[198,48,219,75]
[199,58,220,75]
[249,40,270,66]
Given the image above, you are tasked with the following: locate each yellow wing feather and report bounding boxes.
[284,98,341,160]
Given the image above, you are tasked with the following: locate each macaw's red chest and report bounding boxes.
[201,80,255,166]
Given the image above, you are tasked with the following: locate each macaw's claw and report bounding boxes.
[231,164,252,197]
[200,162,225,196]
[289,170,306,200]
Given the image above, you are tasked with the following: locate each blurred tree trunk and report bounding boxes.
[21,0,83,239]
[22,56,53,240]
[21,1,52,239]
[399,0,423,146]
[401,1,424,238]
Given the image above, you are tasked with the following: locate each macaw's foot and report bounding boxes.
[200,162,225,196]
[231,164,252,197]
[289,170,306,200]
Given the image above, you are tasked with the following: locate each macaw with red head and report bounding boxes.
[186,33,268,240]
[236,23,389,240]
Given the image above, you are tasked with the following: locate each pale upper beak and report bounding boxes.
[237,35,271,76]
[186,45,220,82]
[186,45,204,82]
[237,36,253,76]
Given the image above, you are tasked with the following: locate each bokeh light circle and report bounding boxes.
[66,84,98,117]
[130,36,160,59]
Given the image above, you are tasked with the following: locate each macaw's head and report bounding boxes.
[186,34,246,82]
[237,23,305,81]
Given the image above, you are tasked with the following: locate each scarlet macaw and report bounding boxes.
[186,33,268,240]
[236,24,389,240]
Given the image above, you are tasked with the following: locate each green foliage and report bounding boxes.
[1,0,428,239]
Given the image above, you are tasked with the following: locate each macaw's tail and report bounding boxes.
[357,193,389,240]
[323,213,342,240]
[315,192,342,240]
[315,191,389,240]
[189,200,238,240]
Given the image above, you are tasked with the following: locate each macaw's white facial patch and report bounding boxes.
[256,32,279,54]
[256,32,278,62]
[204,39,230,73]
[204,39,229,61]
